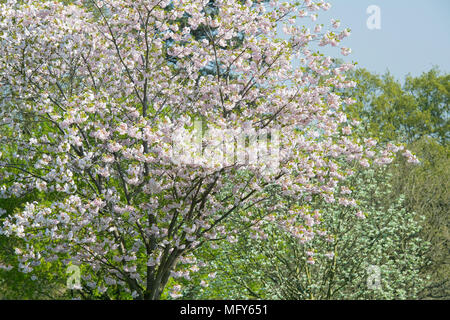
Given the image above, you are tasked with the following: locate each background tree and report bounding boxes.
[345,67,449,145]
[336,67,449,299]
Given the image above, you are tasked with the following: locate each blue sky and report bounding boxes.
[293,0,450,80]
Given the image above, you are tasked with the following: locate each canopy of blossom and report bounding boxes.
[0,0,419,299]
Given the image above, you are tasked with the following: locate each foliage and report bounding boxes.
[389,137,449,299]
[344,68,449,144]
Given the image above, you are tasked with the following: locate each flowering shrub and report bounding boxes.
[183,167,429,300]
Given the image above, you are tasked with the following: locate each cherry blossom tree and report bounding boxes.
[0,0,419,299]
